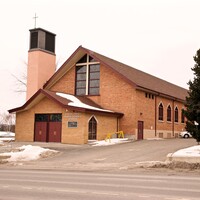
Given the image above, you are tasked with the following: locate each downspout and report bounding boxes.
[172,100,175,136]
[155,95,157,137]
[117,117,119,132]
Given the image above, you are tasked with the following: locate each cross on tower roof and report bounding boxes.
[33,13,38,29]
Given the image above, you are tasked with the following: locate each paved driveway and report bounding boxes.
[1,138,197,172]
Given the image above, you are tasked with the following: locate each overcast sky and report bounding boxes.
[0,0,200,113]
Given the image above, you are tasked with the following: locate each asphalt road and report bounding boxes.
[1,138,196,172]
[0,169,200,200]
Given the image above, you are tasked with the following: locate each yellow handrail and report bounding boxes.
[105,131,124,142]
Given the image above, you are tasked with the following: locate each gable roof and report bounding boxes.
[8,89,123,117]
[44,46,188,101]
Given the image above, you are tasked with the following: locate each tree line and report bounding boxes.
[0,112,15,132]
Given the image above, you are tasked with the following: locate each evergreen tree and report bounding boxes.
[185,49,200,144]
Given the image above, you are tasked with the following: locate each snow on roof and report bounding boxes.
[56,92,114,113]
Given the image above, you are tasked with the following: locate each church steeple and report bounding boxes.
[26,28,56,100]
[29,28,56,53]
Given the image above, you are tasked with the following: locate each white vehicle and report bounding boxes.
[179,131,192,138]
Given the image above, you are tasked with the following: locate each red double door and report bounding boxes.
[34,114,62,143]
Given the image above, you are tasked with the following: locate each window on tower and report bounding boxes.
[30,32,38,49]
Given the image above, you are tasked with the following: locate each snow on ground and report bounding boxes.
[146,138,165,141]
[135,146,200,168]
[0,131,15,141]
[0,145,57,162]
[168,145,200,158]
[92,138,129,146]
[0,131,15,137]
[0,137,15,142]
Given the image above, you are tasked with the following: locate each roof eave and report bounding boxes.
[136,85,186,103]
[67,105,124,117]
[81,47,137,88]
[8,89,67,113]
[43,45,85,89]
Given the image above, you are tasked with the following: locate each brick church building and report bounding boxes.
[9,28,188,144]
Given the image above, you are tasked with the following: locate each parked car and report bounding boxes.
[179,131,192,138]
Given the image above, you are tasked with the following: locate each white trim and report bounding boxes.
[174,105,178,110]
[158,101,164,108]
[167,103,171,108]
[88,115,98,124]
[76,61,100,66]
[86,55,89,95]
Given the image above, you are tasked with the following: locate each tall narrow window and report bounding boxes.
[75,55,100,96]
[167,105,171,122]
[88,116,97,140]
[76,66,87,95]
[158,103,164,121]
[181,109,185,123]
[89,64,100,95]
[175,107,178,123]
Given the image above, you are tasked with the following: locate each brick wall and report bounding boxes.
[50,67,75,94]
[88,64,137,136]
[48,62,186,140]
[156,96,185,138]
[15,95,118,144]
[49,64,137,136]
[15,110,34,142]
[135,90,156,139]
[15,97,63,142]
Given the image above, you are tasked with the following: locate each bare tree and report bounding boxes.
[11,61,27,93]
[0,112,15,132]
[11,60,60,94]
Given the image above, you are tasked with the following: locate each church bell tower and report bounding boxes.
[26,28,56,100]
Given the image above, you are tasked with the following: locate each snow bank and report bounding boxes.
[169,145,200,158]
[92,138,129,146]
[0,145,57,162]
[0,137,15,142]
[146,138,165,141]
[0,131,15,142]
[0,131,15,137]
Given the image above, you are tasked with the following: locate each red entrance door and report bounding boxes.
[34,114,62,143]
[34,122,47,142]
[48,122,61,143]
[138,121,144,140]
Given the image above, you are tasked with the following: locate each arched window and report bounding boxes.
[181,109,185,123]
[158,103,164,121]
[167,105,171,122]
[88,116,97,140]
[175,107,178,123]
